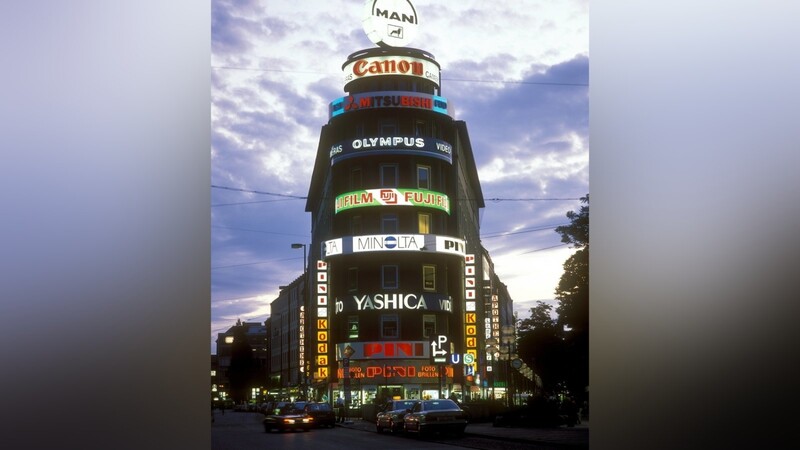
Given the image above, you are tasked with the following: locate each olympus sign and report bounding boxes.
[362,0,419,48]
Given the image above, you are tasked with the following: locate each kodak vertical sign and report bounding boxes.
[315,260,330,380]
[464,254,478,381]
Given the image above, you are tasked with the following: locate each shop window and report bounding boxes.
[381,314,399,338]
[423,265,436,290]
[417,165,430,189]
[348,316,359,339]
[380,120,397,136]
[418,213,431,234]
[423,315,436,338]
[382,214,398,233]
[382,265,398,289]
[348,267,358,291]
[380,164,398,187]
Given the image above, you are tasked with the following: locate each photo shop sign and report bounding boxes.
[322,234,466,257]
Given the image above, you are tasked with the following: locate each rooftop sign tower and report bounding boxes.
[362,0,419,48]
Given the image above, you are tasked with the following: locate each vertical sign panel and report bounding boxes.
[315,260,329,380]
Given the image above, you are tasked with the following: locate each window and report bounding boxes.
[423,315,436,338]
[351,167,363,190]
[351,215,362,234]
[348,316,359,339]
[382,265,398,289]
[417,165,430,189]
[382,214,398,233]
[423,265,436,290]
[356,123,364,138]
[380,164,398,187]
[418,213,431,234]
[380,120,397,136]
[348,267,358,291]
[415,120,426,137]
[381,314,399,338]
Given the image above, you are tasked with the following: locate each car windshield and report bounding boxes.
[393,401,417,410]
[422,400,459,410]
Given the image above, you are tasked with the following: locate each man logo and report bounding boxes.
[362,0,419,48]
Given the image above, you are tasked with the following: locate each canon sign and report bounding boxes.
[343,55,440,86]
[362,0,419,48]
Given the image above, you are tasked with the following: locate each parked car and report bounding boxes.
[375,399,419,434]
[303,402,336,428]
[263,403,314,432]
[403,399,468,437]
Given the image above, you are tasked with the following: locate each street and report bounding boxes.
[212,411,582,450]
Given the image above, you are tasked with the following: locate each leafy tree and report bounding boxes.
[517,302,566,394]
[554,194,589,399]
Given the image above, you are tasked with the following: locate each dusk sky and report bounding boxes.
[210,0,589,353]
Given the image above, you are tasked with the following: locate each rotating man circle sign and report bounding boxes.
[362,0,419,48]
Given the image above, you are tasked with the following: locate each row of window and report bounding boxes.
[350,163,434,190]
[349,211,435,235]
[347,314,439,340]
[348,265,437,291]
[347,78,438,96]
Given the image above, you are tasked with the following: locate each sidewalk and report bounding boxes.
[335,417,589,448]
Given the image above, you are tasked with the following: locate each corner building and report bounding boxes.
[305,45,496,407]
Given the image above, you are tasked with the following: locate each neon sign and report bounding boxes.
[336,341,430,360]
[329,91,450,118]
[362,0,419,48]
[335,189,450,214]
[329,136,452,165]
[343,55,439,86]
[334,293,453,314]
[322,234,465,257]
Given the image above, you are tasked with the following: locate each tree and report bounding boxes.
[517,302,567,394]
[554,194,589,399]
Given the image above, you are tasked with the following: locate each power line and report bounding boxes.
[212,225,309,238]
[211,65,588,87]
[212,199,296,207]
[212,255,302,270]
[211,185,306,199]
[481,223,568,239]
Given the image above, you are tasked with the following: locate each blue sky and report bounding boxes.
[210,0,589,353]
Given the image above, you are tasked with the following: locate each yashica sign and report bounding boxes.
[335,292,453,314]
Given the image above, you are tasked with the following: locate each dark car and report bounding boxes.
[402,399,468,437]
[262,403,314,432]
[303,402,336,428]
[375,399,419,434]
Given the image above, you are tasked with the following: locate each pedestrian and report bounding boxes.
[335,395,344,423]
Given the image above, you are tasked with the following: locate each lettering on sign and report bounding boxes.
[318,343,328,353]
[466,325,477,336]
[335,293,453,314]
[317,295,328,306]
[465,313,476,324]
[317,367,328,379]
[466,337,476,348]
[317,319,328,330]
[317,355,328,366]
[317,331,328,342]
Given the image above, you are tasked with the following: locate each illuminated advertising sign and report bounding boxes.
[322,234,465,257]
[329,136,452,165]
[329,91,450,118]
[344,55,439,86]
[335,341,430,360]
[334,292,453,314]
[335,189,450,214]
[315,260,330,380]
[362,0,419,48]
[337,361,454,381]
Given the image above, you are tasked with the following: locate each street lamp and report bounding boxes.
[291,243,308,399]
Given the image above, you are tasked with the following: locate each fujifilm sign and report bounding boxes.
[362,0,419,48]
